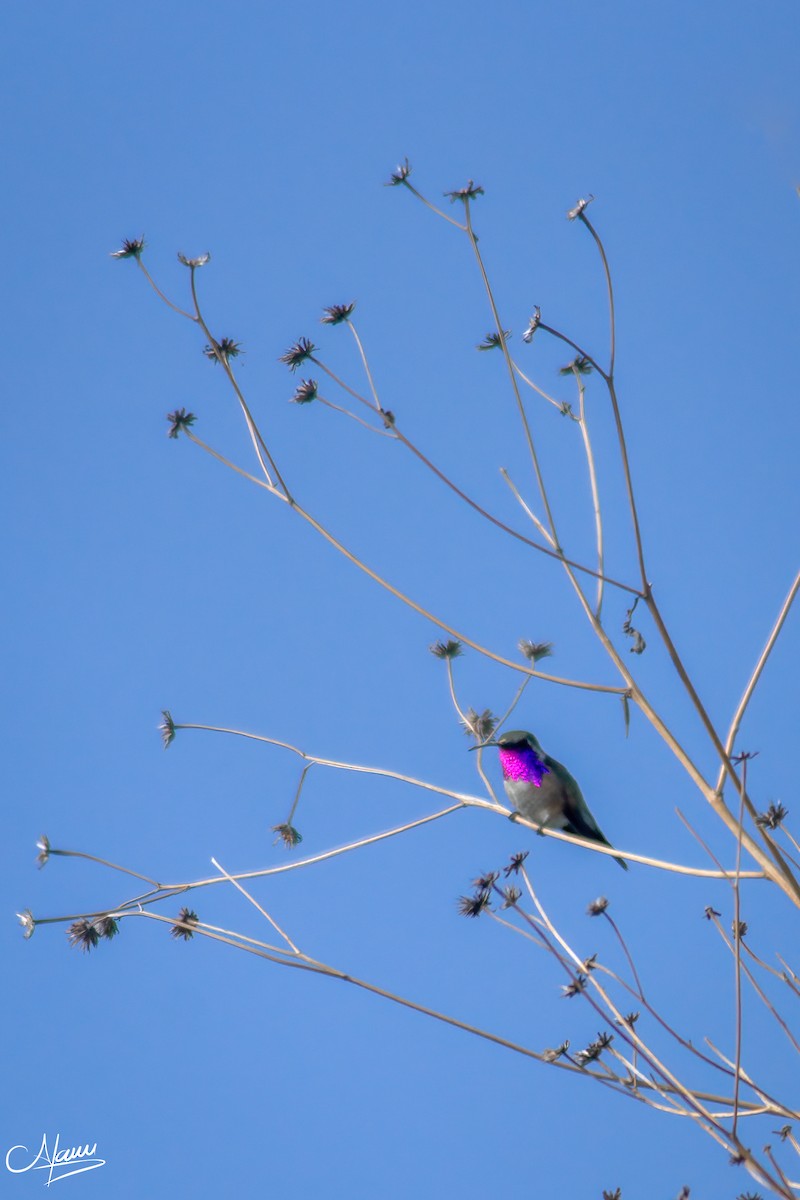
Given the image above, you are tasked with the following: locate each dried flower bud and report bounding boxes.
[272,824,303,849]
[461,708,497,742]
[110,237,146,260]
[320,303,355,325]
[204,337,242,364]
[290,380,318,404]
[159,710,176,749]
[430,640,463,660]
[445,180,484,204]
[518,639,553,664]
[386,158,412,186]
[166,408,196,439]
[279,338,316,371]
[476,330,510,352]
[504,851,529,876]
[567,195,594,221]
[171,908,199,941]
[177,252,211,268]
[521,308,541,344]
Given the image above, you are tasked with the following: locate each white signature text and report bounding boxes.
[6,1134,105,1186]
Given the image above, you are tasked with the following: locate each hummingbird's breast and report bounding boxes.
[499,745,569,829]
[503,775,569,829]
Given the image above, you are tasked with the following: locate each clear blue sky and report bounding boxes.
[4,3,799,1196]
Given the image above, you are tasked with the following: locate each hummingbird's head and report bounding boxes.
[501,729,544,748]
[475,730,549,786]
[471,729,544,754]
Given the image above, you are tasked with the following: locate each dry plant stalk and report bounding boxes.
[22,170,800,1197]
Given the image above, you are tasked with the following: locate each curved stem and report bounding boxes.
[494,675,532,732]
[104,804,473,912]
[463,199,561,548]
[392,424,637,591]
[579,212,616,379]
[316,394,392,435]
[182,427,626,691]
[709,912,800,1057]
[606,376,648,591]
[537,239,787,889]
[401,180,467,230]
[309,357,376,412]
[515,872,732,1141]
[574,368,604,619]
[511,361,564,410]
[188,267,292,500]
[284,763,313,830]
[732,759,747,1140]
[444,659,497,801]
[498,468,556,546]
[297,499,629,690]
[716,568,800,793]
[309,355,642,595]
[538,323,606,379]
[211,857,301,955]
[45,848,159,886]
[647,591,800,897]
[346,321,382,410]
[185,429,280,491]
[136,259,196,321]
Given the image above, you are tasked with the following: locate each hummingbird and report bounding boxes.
[479,730,628,869]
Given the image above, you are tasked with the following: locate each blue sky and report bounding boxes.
[4,3,800,1197]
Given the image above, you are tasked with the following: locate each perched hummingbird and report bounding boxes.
[480,730,628,870]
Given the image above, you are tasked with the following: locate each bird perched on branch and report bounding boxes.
[479,729,628,870]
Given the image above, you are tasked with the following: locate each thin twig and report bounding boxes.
[494,675,533,731]
[503,903,750,1089]
[136,259,196,321]
[513,871,733,1140]
[763,1145,797,1197]
[288,501,630,693]
[709,915,800,1058]
[166,719,756,875]
[130,910,619,1079]
[442,659,497,802]
[732,757,748,1140]
[315,394,393,435]
[210,856,301,955]
[602,910,644,999]
[285,763,313,830]
[498,468,556,547]
[463,198,561,547]
[646,592,800,897]
[511,361,564,410]
[185,430,282,493]
[572,365,604,619]
[537,323,605,378]
[400,179,467,230]
[188,266,291,498]
[183,430,628,690]
[346,321,382,411]
[578,212,616,379]
[717,568,800,796]
[309,354,641,592]
[41,847,159,887]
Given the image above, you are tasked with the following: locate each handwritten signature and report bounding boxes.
[6,1134,105,1187]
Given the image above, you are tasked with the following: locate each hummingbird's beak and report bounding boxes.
[469,740,499,751]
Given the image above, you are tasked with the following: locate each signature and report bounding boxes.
[6,1134,105,1187]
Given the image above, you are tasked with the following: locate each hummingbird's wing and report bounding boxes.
[548,756,629,870]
